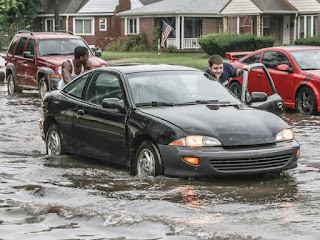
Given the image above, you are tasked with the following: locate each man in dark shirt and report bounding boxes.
[204,54,249,86]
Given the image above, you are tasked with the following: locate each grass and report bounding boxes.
[102,51,210,70]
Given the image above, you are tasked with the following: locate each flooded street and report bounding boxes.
[0,82,319,240]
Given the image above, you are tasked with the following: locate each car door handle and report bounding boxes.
[257,74,264,78]
[22,60,27,63]
[77,110,84,115]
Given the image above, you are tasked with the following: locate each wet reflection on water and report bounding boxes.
[0,84,320,240]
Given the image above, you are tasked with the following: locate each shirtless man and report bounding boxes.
[58,46,93,89]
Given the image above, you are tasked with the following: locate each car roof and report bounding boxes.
[261,45,320,52]
[105,64,200,74]
[15,31,83,40]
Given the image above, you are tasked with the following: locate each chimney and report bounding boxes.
[119,0,131,12]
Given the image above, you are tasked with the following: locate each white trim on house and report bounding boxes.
[125,17,140,35]
[99,18,107,31]
[73,17,95,35]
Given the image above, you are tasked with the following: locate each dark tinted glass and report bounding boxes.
[262,51,292,69]
[15,37,28,56]
[25,39,35,57]
[242,53,261,64]
[8,36,19,55]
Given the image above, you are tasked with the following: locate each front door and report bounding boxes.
[283,16,290,45]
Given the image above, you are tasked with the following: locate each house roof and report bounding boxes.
[139,0,163,5]
[118,0,231,17]
[221,0,298,15]
[78,0,118,14]
[252,0,298,13]
[38,0,89,15]
[286,0,320,13]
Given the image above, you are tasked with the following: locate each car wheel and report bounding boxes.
[39,76,49,99]
[229,82,242,99]
[135,141,162,177]
[46,124,64,156]
[7,73,22,94]
[296,87,317,115]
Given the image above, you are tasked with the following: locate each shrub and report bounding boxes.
[105,33,150,52]
[166,45,179,53]
[198,33,275,56]
[295,36,320,46]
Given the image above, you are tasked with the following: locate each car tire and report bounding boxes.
[7,73,22,94]
[46,124,64,156]
[229,82,242,99]
[39,76,49,99]
[296,87,317,115]
[135,141,163,177]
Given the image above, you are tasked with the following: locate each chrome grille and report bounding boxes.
[209,154,293,172]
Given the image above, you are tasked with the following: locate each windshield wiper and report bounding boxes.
[301,68,320,70]
[178,100,232,105]
[136,101,175,107]
[41,53,65,56]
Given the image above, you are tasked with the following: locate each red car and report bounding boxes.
[227,46,320,114]
[5,31,108,99]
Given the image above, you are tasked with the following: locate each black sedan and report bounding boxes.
[40,64,300,177]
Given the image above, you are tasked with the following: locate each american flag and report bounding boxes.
[161,21,174,48]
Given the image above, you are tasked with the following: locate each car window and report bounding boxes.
[241,53,261,64]
[290,49,320,70]
[262,51,292,70]
[25,39,35,58]
[8,36,19,55]
[127,71,240,105]
[62,72,91,98]
[84,71,123,105]
[38,39,92,56]
[15,37,28,56]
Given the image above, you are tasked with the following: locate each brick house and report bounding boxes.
[118,0,320,49]
[34,0,154,48]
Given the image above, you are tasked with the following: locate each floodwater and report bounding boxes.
[0,83,319,240]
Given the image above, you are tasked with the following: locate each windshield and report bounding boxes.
[38,39,92,57]
[290,49,320,70]
[126,71,240,106]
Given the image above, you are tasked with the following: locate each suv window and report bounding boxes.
[25,39,35,58]
[15,37,28,56]
[8,36,19,55]
[62,72,90,98]
[242,53,261,64]
[262,51,292,69]
[38,39,91,57]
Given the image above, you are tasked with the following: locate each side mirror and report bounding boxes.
[250,92,267,103]
[101,98,123,110]
[276,64,293,73]
[23,51,33,59]
[95,49,102,57]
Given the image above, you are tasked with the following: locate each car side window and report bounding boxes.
[25,39,35,58]
[84,71,123,105]
[262,51,292,70]
[242,53,261,64]
[62,72,91,99]
[8,36,19,55]
[15,37,28,56]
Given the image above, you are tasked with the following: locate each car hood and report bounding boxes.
[38,56,107,67]
[304,69,320,76]
[139,105,289,146]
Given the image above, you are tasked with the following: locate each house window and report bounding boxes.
[74,18,94,35]
[45,18,63,32]
[263,16,270,36]
[128,18,138,35]
[99,18,107,31]
[299,15,318,38]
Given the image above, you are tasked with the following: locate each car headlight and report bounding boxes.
[276,129,294,142]
[169,135,222,147]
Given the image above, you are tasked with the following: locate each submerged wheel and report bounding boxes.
[39,76,49,99]
[135,141,162,177]
[46,124,64,156]
[296,87,317,115]
[7,73,22,94]
[229,82,242,99]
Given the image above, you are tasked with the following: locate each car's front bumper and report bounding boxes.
[158,140,300,177]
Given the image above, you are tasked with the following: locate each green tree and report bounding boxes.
[0,0,40,49]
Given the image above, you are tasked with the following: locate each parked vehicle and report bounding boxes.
[0,54,5,83]
[227,46,320,115]
[40,64,299,178]
[5,31,108,98]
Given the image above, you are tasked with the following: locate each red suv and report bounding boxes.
[5,31,108,98]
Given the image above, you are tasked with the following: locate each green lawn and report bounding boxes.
[102,51,210,70]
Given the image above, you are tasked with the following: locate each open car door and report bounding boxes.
[241,63,285,117]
